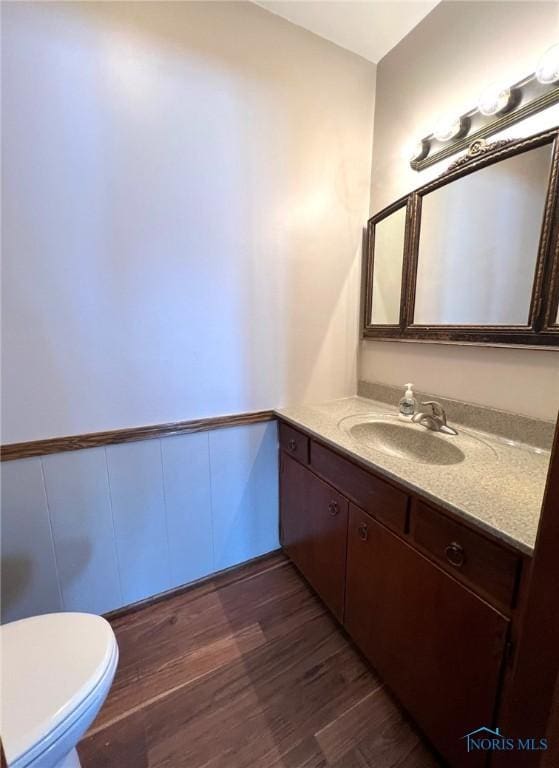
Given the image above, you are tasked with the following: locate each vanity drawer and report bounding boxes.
[311,441,408,534]
[279,422,310,464]
[411,501,520,610]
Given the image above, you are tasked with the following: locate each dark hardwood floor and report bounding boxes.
[79,553,442,768]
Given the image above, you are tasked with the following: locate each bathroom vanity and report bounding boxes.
[276,393,551,768]
[279,124,559,762]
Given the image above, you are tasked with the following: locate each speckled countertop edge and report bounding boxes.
[275,396,552,556]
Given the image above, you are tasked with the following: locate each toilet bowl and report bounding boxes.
[1,612,118,768]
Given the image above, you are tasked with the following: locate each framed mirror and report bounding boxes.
[363,127,559,347]
[364,201,409,334]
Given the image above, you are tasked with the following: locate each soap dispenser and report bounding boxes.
[399,383,417,418]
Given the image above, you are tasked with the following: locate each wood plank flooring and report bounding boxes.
[78,553,442,768]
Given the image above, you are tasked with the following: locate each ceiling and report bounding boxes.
[254,1,440,64]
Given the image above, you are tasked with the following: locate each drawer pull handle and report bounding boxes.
[328,500,339,516]
[358,522,368,541]
[288,438,297,452]
[445,541,465,568]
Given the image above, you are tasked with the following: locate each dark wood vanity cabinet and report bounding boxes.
[280,452,348,621]
[279,421,524,768]
[346,506,509,768]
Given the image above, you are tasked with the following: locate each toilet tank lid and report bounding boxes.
[1,612,117,764]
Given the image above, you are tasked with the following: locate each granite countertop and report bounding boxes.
[276,395,553,556]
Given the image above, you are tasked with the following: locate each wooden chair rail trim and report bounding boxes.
[1,410,276,461]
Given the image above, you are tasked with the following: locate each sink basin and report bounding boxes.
[338,414,497,466]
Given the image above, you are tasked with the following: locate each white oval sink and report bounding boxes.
[338,414,497,466]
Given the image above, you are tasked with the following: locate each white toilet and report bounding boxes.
[1,612,118,768]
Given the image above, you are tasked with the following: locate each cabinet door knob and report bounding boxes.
[358,522,368,541]
[445,541,465,567]
[288,438,297,452]
[328,500,339,516]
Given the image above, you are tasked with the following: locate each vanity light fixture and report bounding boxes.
[410,43,559,171]
[433,114,466,142]
[536,43,559,85]
[477,82,513,116]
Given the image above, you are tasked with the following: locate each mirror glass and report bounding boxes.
[370,206,406,325]
[413,144,553,326]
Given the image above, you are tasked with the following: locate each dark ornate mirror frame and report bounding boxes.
[363,197,412,338]
[363,127,559,348]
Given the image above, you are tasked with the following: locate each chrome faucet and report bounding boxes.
[412,401,458,435]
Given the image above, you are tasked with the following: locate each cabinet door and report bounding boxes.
[280,452,309,568]
[345,505,509,768]
[280,454,348,621]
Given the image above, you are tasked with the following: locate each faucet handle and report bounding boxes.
[422,401,447,423]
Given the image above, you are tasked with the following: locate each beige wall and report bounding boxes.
[2,1,375,442]
[360,0,559,420]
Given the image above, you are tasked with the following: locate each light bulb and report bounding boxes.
[433,115,464,143]
[477,83,512,116]
[408,139,429,162]
[536,43,559,84]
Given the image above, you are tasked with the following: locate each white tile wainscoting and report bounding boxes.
[1,421,279,623]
